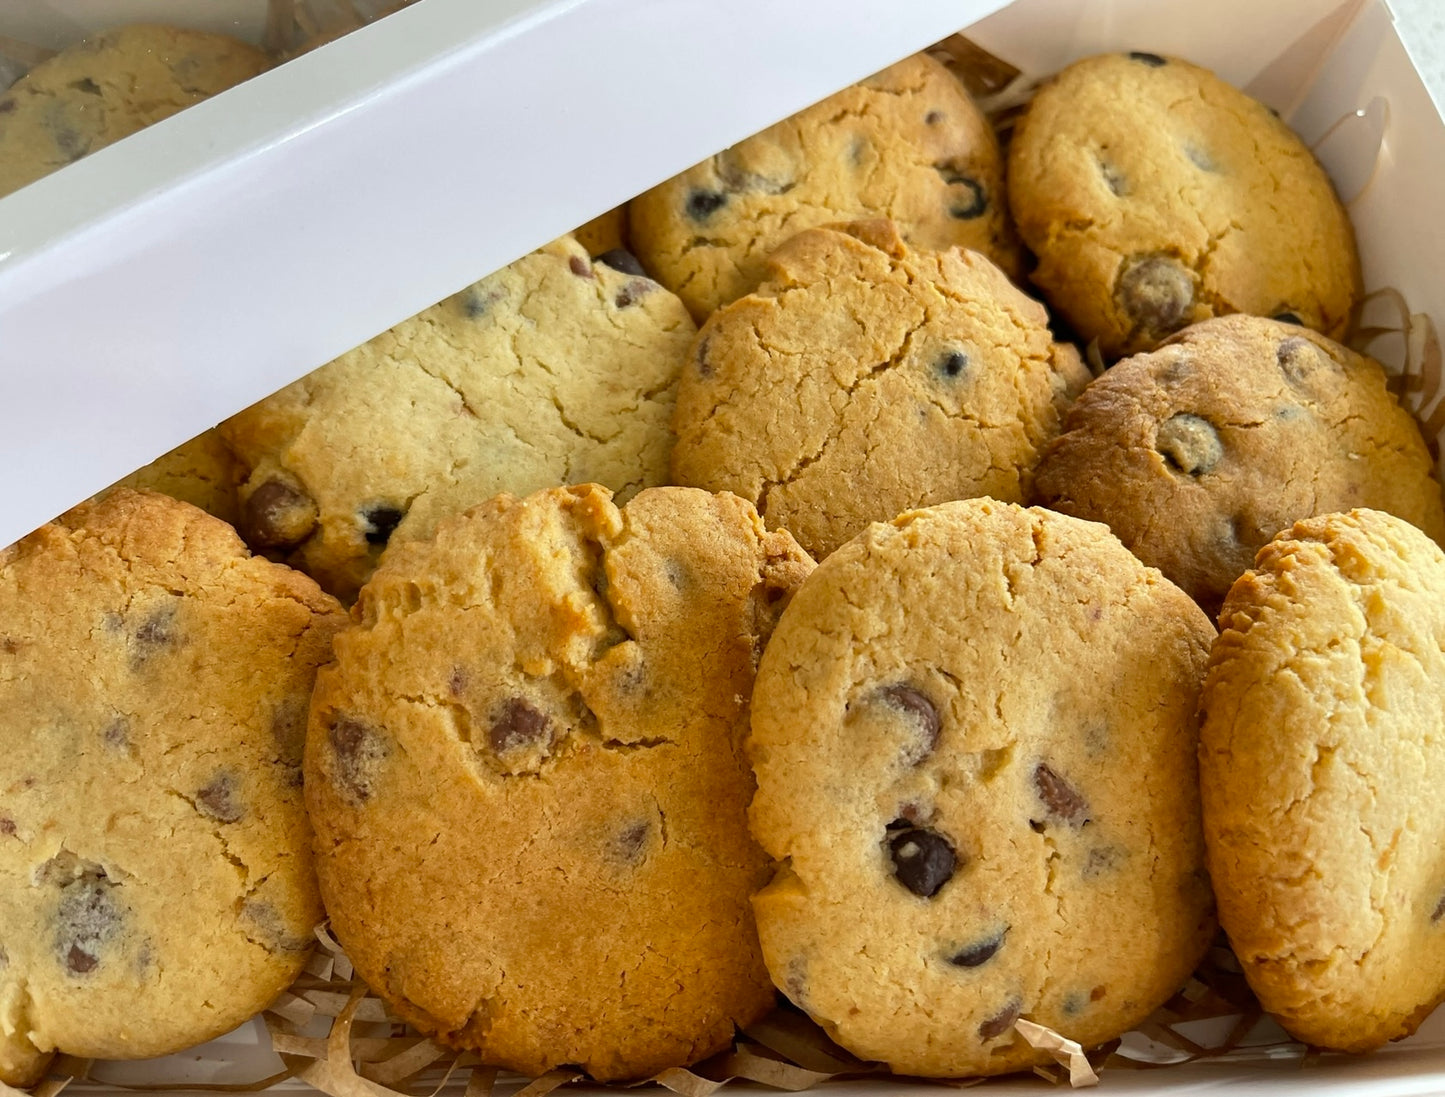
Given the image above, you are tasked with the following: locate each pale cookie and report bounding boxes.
[670,220,1088,560]
[1201,510,1445,1050]
[105,430,240,526]
[1008,52,1361,359]
[630,52,1020,320]
[0,25,269,198]
[1033,315,1445,613]
[306,484,814,1081]
[221,235,695,601]
[0,490,344,1086]
[749,498,1215,1077]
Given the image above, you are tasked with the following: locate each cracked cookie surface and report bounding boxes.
[1007,52,1360,359]
[1200,509,1445,1050]
[221,235,695,601]
[0,490,343,1086]
[305,483,814,1081]
[670,220,1088,560]
[0,24,268,199]
[748,498,1215,1077]
[1032,314,1445,614]
[104,430,241,526]
[630,52,1020,320]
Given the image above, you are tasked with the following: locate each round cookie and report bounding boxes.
[1032,314,1445,613]
[306,484,814,1081]
[221,235,695,601]
[0,25,269,199]
[1200,509,1445,1050]
[0,490,344,1086]
[748,498,1216,1077]
[630,52,1020,321]
[670,219,1089,560]
[1008,52,1361,359]
[105,429,240,526]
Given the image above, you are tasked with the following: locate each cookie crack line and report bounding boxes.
[161,788,251,882]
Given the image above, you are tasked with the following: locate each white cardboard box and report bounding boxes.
[3,0,1445,1092]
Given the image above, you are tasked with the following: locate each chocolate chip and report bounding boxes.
[196,772,244,824]
[596,249,647,277]
[1084,846,1122,878]
[888,827,957,898]
[686,189,727,221]
[102,717,129,749]
[54,869,122,976]
[1432,891,1445,923]
[240,899,312,952]
[1099,160,1127,196]
[1033,763,1090,827]
[877,684,941,765]
[0,100,15,115]
[568,255,592,278]
[848,136,869,167]
[1117,255,1194,341]
[463,286,502,318]
[979,999,1021,1040]
[51,120,89,163]
[329,716,390,804]
[271,700,307,768]
[935,351,968,381]
[134,607,177,649]
[1128,51,1167,67]
[937,167,988,220]
[612,820,650,863]
[69,77,102,95]
[949,928,1007,968]
[925,109,943,125]
[614,279,654,309]
[1273,311,1303,325]
[0,817,13,836]
[360,504,405,546]
[448,666,469,697]
[242,480,317,549]
[694,337,713,378]
[1156,413,1222,476]
[489,697,552,755]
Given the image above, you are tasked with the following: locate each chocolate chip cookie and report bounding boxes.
[670,220,1087,560]
[1201,509,1445,1050]
[630,52,1020,320]
[221,235,695,601]
[1032,315,1445,613]
[306,484,813,1081]
[1008,52,1361,359]
[749,498,1215,1077]
[0,490,344,1086]
[104,430,240,526]
[0,24,269,198]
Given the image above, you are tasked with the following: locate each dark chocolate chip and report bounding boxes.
[949,928,1007,968]
[1091,984,1107,1001]
[877,684,942,765]
[242,480,317,549]
[686,189,727,221]
[1033,763,1090,827]
[614,279,655,309]
[196,772,244,824]
[102,717,129,749]
[52,121,89,163]
[448,666,469,697]
[1084,846,1122,878]
[612,820,650,863]
[848,135,869,167]
[979,999,1021,1040]
[0,636,15,653]
[888,827,957,898]
[1100,160,1127,196]
[568,255,592,278]
[1277,336,1326,389]
[134,607,177,649]
[240,899,312,952]
[54,869,122,977]
[1155,413,1222,476]
[1432,892,1445,923]
[1128,51,1167,67]
[329,716,390,804]
[360,504,405,546]
[0,817,14,836]
[1117,255,1194,340]
[935,351,968,381]
[937,168,988,220]
[489,697,552,755]
[1273,311,1303,325]
[0,100,15,115]
[69,77,102,95]
[925,109,943,125]
[463,286,502,318]
[596,249,647,277]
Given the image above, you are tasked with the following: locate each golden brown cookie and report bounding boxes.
[1201,509,1445,1050]
[0,491,343,1086]
[630,52,1020,320]
[104,430,240,526]
[0,24,268,198]
[670,220,1087,560]
[1032,315,1445,613]
[749,498,1216,1077]
[306,484,813,1080]
[1008,52,1361,359]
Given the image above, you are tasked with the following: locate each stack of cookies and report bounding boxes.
[4,28,1444,1094]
